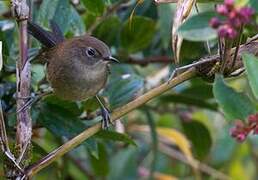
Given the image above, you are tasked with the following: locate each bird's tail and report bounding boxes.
[27,21,64,48]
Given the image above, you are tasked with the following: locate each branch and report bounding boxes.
[11,0,32,164]
[121,56,171,65]
[24,68,197,178]
[159,143,231,180]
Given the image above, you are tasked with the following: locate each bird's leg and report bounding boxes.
[95,95,112,129]
[16,90,53,113]
[168,57,219,81]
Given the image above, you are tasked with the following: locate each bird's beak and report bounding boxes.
[103,56,119,63]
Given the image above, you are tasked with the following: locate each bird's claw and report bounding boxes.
[100,107,113,129]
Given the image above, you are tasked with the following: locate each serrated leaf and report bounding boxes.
[213,74,256,121]
[242,53,258,99]
[182,121,212,159]
[82,0,105,16]
[96,130,136,146]
[120,16,156,53]
[178,11,217,41]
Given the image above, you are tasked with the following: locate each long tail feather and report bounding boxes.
[28,21,58,48]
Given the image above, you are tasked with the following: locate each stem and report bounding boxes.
[24,68,197,178]
[231,26,243,70]
[12,0,31,164]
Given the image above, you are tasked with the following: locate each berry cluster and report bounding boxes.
[209,0,255,39]
[230,113,258,142]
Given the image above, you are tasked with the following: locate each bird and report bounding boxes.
[27,20,119,128]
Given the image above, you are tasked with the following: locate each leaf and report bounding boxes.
[69,6,85,35]
[95,130,137,146]
[89,143,109,176]
[213,74,256,121]
[182,121,212,159]
[82,0,105,16]
[93,16,121,46]
[159,94,218,111]
[156,127,193,162]
[177,11,218,41]
[108,147,138,180]
[120,16,156,53]
[38,103,97,152]
[172,0,195,63]
[104,65,144,109]
[133,125,194,162]
[242,53,258,99]
[249,0,258,12]
[157,4,174,49]
[52,0,71,33]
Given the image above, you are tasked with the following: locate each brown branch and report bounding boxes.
[121,56,171,65]
[159,143,231,180]
[24,68,197,178]
[11,0,31,166]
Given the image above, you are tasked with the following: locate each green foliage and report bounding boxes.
[81,0,105,16]
[182,121,212,159]
[213,75,256,121]
[178,11,218,41]
[242,53,258,99]
[120,16,156,53]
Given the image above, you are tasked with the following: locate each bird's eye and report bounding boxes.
[86,47,96,57]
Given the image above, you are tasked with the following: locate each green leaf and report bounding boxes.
[213,74,256,121]
[159,94,218,111]
[182,121,212,159]
[38,103,96,152]
[96,130,137,146]
[89,143,109,176]
[69,6,85,35]
[157,4,174,49]
[249,0,258,12]
[242,53,258,99]
[82,0,105,16]
[93,16,121,46]
[104,65,144,109]
[108,147,138,180]
[52,0,71,33]
[120,16,156,53]
[178,11,217,41]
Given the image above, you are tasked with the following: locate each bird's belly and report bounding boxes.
[47,64,108,101]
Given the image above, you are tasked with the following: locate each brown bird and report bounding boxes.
[27,21,118,128]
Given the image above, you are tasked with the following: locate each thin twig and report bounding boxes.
[159,143,231,180]
[122,56,171,65]
[230,26,243,70]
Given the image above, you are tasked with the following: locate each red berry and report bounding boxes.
[209,17,221,28]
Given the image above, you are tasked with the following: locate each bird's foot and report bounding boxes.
[16,91,52,113]
[100,107,113,129]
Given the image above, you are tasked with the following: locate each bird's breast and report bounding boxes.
[46,59,108,101]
